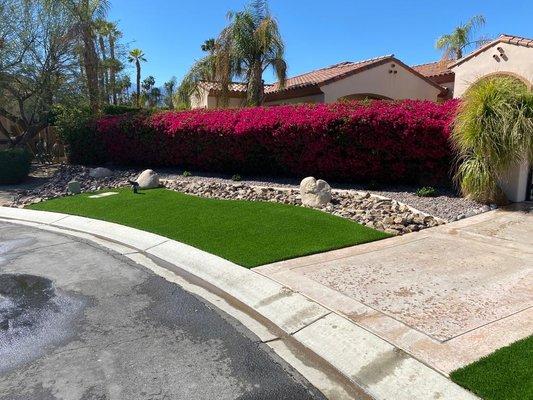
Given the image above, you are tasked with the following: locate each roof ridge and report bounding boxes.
[412,60,449,68]
[279,54,394,83]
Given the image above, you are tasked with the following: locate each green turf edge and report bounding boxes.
[450,335,533,400]
[27,188,390,268]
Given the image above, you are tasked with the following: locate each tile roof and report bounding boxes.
[265,55,394,93]
[412,61,453,78]
[202,54,446,97]
[449,34,533,68]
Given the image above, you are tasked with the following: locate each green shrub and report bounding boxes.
[182,170,192,177]
[231,174,242,182]
[452,77,533,203]
[416,186,438,197]
[53,105,107,165]
[103,104,140,115]
[0,148,32,184]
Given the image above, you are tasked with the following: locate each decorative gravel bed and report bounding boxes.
[7,165,492,236]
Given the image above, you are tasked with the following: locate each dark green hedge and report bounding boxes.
[0,148,32,184]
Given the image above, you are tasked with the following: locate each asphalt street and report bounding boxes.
[0,221,325,400]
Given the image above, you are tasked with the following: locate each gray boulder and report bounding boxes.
[68,180,81,194]
[300,177,331,208]
[136,169,160,189]
[89,167,113,179]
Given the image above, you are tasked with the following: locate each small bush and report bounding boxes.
[53,105,108,165]
[103,104,140,115]
[416,186,438,197]
[182,170,192,177]
[232,174,242,182]
[0,148,32,184]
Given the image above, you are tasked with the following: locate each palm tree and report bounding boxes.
[201,38,216,54]
[164,77,177,108]
[128,48,146,107]
[180,0,287,107]
[58,0,110,113]
[452,76,533,203]
[95,19,111,103]
[107,22,122,105]
[436,15,487,60]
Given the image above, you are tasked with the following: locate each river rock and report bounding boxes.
[89,167,113,179]
[300,177,332,208]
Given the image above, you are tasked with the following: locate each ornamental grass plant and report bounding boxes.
[452,76,533,203]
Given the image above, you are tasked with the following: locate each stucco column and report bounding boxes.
[498,160,531,202]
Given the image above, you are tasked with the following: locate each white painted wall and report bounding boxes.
[499,161,531,203]
[452,42,533,202]
[190,89,244,109]
[452,42,533,98]
[321,62,442,102]
[207,95,244,109]
[265,93,325,106]
[190,87,210,109]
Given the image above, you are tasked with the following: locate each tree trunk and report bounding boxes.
[247,61,264,107]
[110,36,117,105]
[82,23,100,113]
[136,60,141,107]
[98,35,109,104]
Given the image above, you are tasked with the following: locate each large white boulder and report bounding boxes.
[89,167,113,179]
[136,169,160,189]
[300,177,332,208]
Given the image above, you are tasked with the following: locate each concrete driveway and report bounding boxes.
[0,222,325,400]
[257,203,533,374]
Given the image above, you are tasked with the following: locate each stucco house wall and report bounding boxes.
[265,93,325,106]
[321,61,442,102]
[452,42,533,97]
[451,36,533,202]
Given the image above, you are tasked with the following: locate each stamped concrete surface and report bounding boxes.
[0,222,325,400]
[257,203,533,373]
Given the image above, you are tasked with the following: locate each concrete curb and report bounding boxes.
[0,207,479,400]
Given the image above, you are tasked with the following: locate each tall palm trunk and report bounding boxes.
[247,60,263,106]
[109,35,117,105]
[98,35,109,104]
[82,23,100,113]
[136,60,141,107]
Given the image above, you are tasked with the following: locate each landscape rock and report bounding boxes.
[67,180,81,194]
[300,177,332,208]
[89,167,113,179]
[136,169,160,189]
[8,165,491,237]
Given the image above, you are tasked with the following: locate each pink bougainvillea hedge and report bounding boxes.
[89,100,458,184]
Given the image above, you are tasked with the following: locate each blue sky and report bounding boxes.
[109,0,533,87]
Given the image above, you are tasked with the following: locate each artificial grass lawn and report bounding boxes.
[29,188,389,268]
[450,335,533,400]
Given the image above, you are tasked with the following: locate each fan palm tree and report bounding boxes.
[452,76,533,203]
[201,38,216,54]
[180,0,287,107]
[436,15,487,60]
[95,19,111,103]
[128,48,146,107]
[107,22,122,105]
[57,0,110,113]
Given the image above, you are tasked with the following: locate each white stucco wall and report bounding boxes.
[452,42,533,202]
[321,62,442,103]
[190,88,210,109]
[264,93,325,106]
[190,89,244,109]
[498,160,531,203]
[207,95,244,109]
[452,42,533,98]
